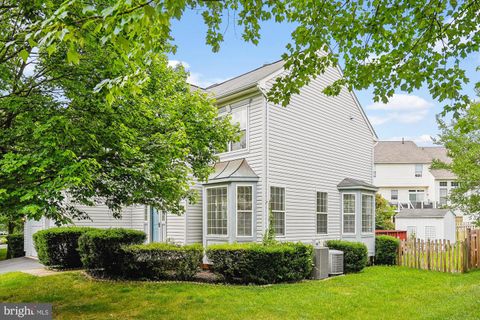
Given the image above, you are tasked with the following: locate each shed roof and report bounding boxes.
[395,208,453,219]
[206,159,259,183]
[337,178,378,191]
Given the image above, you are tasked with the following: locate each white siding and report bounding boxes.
[263,67,375,245]
[185,183,203,244]
[25,204,146,257]
[166,213,186,244]
[395,213,456,242]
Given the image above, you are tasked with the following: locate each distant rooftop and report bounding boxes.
[375,141,451,165]
[396,208,453,219]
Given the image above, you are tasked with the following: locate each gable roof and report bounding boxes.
[375,141,433,163]
[396,208,453,219]
[337,178,378,191]
[205,60,285,98]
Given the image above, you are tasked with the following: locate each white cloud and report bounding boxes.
[386,134,434,146]
[168,59,226,88]
[367,94,434,125]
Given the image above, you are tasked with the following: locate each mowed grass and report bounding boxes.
[0,267,479,319]
[0,248,6,261]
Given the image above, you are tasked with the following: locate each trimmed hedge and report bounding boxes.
[206,242,313,284]
[33,227,93,269]
[326,240,368,273]
[121,243,203,280]
[78,228,145,275]
[375,235,400,265]
[6,233,24,258]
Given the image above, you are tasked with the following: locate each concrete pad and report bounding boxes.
[0,257,44,275]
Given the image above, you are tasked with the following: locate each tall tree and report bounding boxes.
[375,193,395,230]
[0,1,236,224]
[436,99,480,224]
[19,0,480,113]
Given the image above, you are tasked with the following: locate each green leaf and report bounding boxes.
[19,49,29,62]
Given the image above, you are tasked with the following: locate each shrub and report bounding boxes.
[326,240,368,273]
[375,235,400,265]
[206,242,313,284]
[121,243,203,280]
[33,227,93,269]
[6,233,24,258]
[78,228,145,276]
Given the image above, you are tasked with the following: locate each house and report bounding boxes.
[395,209,456,242]
[373,140,458,210]
[24,58,378,257]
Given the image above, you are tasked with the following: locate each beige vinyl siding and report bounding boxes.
[264,66,374,242]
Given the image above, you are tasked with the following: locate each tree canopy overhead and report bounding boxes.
[0,0,236,223]
[18,0,480,114]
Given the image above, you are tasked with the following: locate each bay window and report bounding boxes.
[362,194,374,233]
[343,194,356,234]
[237,186,253,236]
[206,187,228,235]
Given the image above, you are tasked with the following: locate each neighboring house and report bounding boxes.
[373,140,458,210]
[25,58,378,257]
[395,209,456,243]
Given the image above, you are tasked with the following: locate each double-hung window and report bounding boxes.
[316,192,328,234]
[237,186,253,236]
[206,187,228,235]
[343,194,356,234]
[415,164,423,177]
[362,194,374,233]
[270,187,285,236]
[230,105,248,151]
[391,190,398,200]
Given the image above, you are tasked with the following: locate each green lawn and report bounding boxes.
[0,248,6,261]
[0,267,479,319]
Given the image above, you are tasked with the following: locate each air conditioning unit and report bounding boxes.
[312,247,329,279]
[329,250,344,275]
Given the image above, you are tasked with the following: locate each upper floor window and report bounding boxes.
[316,192,328,234]
[415,164,423,177]
[343,194,356,234]
[439,181,447,187]
[270,186,285,236]
[451,181,459,188]
[391,190,398,200]
[220,104,248,153]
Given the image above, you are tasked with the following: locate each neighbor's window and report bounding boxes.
[439,181,448,187]
[206,187,228,235]
[439,187,448,206]
[270,187,285,236]
[316,192,328,234]
[391,190,398,200]
[362,194,374,233]
[237,186,253,237]
[415,164,423,177]
[343,194,356,234]
[451,181,459,188]
[425,226,436,240]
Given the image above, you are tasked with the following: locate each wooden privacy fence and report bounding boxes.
[397,229,480,273]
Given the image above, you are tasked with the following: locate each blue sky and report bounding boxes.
[169,11,479,146]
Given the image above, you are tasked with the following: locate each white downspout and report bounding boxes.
[258,85,269,236]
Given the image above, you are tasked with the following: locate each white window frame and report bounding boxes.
[218,101,250,155]
[205,185,229,237]
[342,193,356,235]
[316,191,328,235]
[361,193,374,234]
[415,164,423,177]
[439,187,448,206]
[391,189,398,201]
[425,226,436,240]
[270,185,286,237]
[236,184,254,237]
